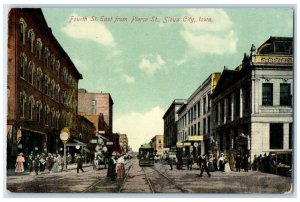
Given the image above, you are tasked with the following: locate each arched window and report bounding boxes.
[56,111,60,129]
[44,75,49,95]
[44,47,50,67]
[28,96,35,120]
[44,105,49,125]
[56,85,60,102]
[36,38,43,60]
[50,80,55,98]
[19,91,27,118]
[19,53,27,78]
[36,101,42,122]
[63,91,67,105]
[55,60,60,76]
[28,29,35,52]
[28,61,35,84]
[36,68,42,90]
[19,18,27,44]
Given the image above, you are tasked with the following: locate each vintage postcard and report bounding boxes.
[5,6,294,195]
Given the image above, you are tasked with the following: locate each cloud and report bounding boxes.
[114,106,164,151]
[62,13,117,49]
[138,54,166,76]
[177,8,238,65]
[122,74,135,83]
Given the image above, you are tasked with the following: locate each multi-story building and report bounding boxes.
[78,88,114,135]
[7,8,82,165]
[211,37,293,161]
[119,133,128,152]
[177,73,220,157]
[150,135,164,156]
[163,99,186,150]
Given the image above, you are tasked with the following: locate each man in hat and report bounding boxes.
[76,154,84,173]
[199,154,211,177]
[107,152,117,181]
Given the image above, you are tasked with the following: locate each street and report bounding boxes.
[6,158,292,194]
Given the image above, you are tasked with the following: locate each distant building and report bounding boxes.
[150,135,164,156]
[6,8,82,165]
[211,37,293,161]
[78,89,114,135]
[119,133,128,152]
[163,99,186,149]
[177,73,221,157]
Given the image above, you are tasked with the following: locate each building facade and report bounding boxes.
[176,73,220,157]
[211,37,293,161]
[7,8,82,166]
[119,133,128,153]
[163,99,186,149]
[150,135,164,156]
[78,89,114,135]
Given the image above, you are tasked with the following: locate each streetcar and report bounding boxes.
[138,143,154,166]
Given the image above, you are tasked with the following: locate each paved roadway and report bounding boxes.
[6,158,292,194]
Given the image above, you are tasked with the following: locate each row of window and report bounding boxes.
[19,91,74,129]
[19,18,77,88]
[262,83,292,106]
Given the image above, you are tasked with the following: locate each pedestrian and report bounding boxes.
[46,153,53,171]
[15,152,25,173]
[208,154,215,172]
[235,154,242,172]
[28,154,33,172]
[213,154,218,171]
[51,154,60,173]
[116,153,125,180]
[252,155,257,171]
[168,157,173,170]
[224,155,231,172]
[243,154,249,172]
[218,153,225,172]
[107,153,117,181]
[189,152,194,170]
[39,154,46,172]
[229,153,235,171]
[33,156,40,175]
[60,155,65,172]
[199,154,211,177]
[76,154,84,173]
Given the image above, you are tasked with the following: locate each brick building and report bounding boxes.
[150,135,164,156]
[163,99,186,150]
[7,8,82,165]
[211,37,293,161]
[78,89,113,136]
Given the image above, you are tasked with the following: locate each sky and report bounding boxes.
[41,7,293,151]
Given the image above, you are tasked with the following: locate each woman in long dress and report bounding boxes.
[224,155,231,172]
[51,154,60,173]
[208,154,215,172]
[116,154,125,180]
[15,153,25,173]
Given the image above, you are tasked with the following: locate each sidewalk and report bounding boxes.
[6,163,94,176]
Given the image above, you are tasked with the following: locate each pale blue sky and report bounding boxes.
[42,8,293,151]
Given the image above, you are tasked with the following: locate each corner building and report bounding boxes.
[7,9,82,165]
[211,37,293,161]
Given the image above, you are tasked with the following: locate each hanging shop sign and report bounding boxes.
[176,142,183,147]
[188,135,203,141]
[183,142,191,146]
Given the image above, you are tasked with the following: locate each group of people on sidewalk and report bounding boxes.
[167,152,251,177]
[106,152,126,181]
[14,152,86,175]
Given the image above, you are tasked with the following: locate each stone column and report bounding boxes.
[231,93,234,121]
[218,102,221,126]
[283,123,289,150]
[224,97,227,123]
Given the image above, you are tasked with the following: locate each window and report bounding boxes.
[198,122,200,135]
[44,106,49,125]
[92,108,96,115]
[235,90,240,116]
[19,19,26,44]
[289,123,292,149]
[203,97,206,114]
[270,123,283,149]
[28,61,34,84]
[19,53,27,78]
[28,97,34,120]
[36,38,43,60]
[28,29,34,52]
[91,99,96,106]
[44,48,50,67]
[19,92,26,118]
[227,96,232,120]
[197,101,200,118]
[280,83,291,106]
[36,102,41,122]
[215,105,218,122]
[55,61,60,76]
[208,116,210,133]
[56,112,60,129]
[50,111,53,127]
[262,83,273,106]
[208,94,211,111]
[44,76,49,95]
[36,69,42,90]
[221,100,225,123]
[203,118,206,134]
